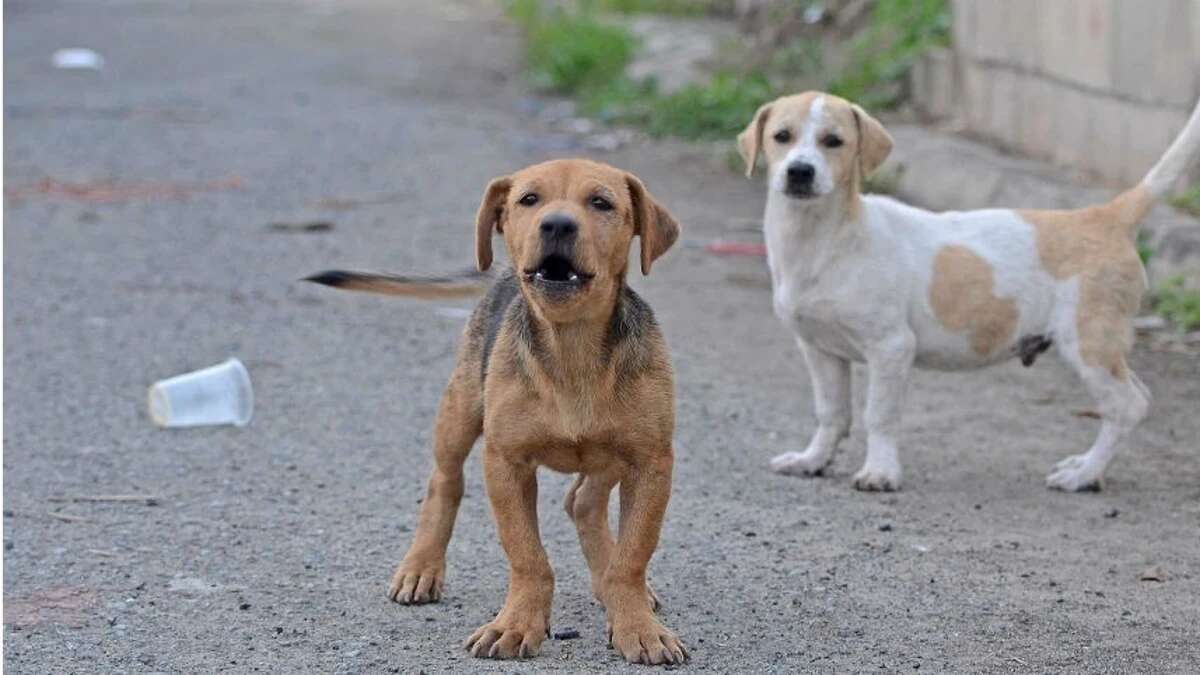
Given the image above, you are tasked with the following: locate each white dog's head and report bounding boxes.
[737,92,893,201]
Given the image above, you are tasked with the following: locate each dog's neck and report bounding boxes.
[522,281,624,382]
[764,188,865,285]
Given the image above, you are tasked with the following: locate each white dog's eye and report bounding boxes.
[773,129,792,143]
[518,193,539,206]
[821,134,844,149]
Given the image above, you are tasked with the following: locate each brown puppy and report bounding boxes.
[307,159,687,665]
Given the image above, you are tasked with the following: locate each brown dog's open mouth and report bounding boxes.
[523,254,593,291]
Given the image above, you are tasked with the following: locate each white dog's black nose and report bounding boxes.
[787,162,816,184]
[785,162,817,197]
[540,213,578,241]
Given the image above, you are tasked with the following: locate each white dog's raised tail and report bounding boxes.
[1143,99,1200,198]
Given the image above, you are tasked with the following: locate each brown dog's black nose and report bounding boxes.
[540,214,578,241]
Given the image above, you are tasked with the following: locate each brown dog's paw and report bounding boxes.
[646,583,662,612]
[387,559,444,605]
[608,615,688,666]
[463,612,549,659]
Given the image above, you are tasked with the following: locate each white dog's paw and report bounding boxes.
[851,464,901,492]
[770,451,831,476]
[1046,455,1104,492]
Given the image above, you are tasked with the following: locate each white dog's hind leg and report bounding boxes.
[853,333,915,491]
[772,340,851,476]
[1047,358,1149,491]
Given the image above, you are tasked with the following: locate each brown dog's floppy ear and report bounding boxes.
[851,104,893,177]
[626,174,680,275]
[474,176,511,272]
[737,102,773,178]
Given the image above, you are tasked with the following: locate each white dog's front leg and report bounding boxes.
[772,340,850,477]
[854,333,915,491]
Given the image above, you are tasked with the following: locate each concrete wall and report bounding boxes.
[923,0,1200,190]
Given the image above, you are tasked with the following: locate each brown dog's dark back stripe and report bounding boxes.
[304,269,489,299]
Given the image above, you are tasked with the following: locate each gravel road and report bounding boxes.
[5,1,1199,672]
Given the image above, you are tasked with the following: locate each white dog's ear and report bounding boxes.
[474,176,511,272]
[851,104,893,177]
[626,173,680,275]
[737,102,774,178]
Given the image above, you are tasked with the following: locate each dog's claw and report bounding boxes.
[851,466,901,492]
[387,560,444,604]
[1047,454,1105,492]
[610,615,687,667]
[770,450,831,476]
[465,614,547,660]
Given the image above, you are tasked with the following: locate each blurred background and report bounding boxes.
[4,1,1199,672]
[502,0,1200,320]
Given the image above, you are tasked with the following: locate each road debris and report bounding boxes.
[4,587,99,628]
[48,494,161,506]
[552,628,580,640]
[149,358,253,428]
[46,511,95,523]
[267,221,334,233]
[311,193,405,210]
[1139,565,1167,582]
[52,48,104,70]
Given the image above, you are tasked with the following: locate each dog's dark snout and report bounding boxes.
[787,162,816,183]
[539,213,578,240]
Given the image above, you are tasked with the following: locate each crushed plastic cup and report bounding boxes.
[148,358,253,428]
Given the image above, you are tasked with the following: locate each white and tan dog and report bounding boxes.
[739,91,1200,492]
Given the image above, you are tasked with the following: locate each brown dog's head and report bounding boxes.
[474,159,679,322]
[737,92,892,201]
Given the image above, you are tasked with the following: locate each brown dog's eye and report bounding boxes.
[518,193,539,206]
[773,129,792,143]
[588,196,613,211]
[821,134,844,148]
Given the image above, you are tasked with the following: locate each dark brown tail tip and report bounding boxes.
[302,270,354,287]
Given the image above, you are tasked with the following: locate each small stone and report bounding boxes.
[1139,565,1167,582]
[878,523,893,532]
[239,603,251,610]
[1104,508,1119,518]
[552,628,580,640]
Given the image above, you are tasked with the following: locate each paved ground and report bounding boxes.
[4,1,1200,672]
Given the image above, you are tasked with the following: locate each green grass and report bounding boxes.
[829,0,951,109]
[597,0,733,16]
[1137,231,1155,266]
[1169,184,1200,219]
[510,0,638,94]
[509,0,950,142]
[1154,276,1200,331]
[589,72,775,140]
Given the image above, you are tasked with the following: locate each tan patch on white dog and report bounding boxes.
[930,245,1019,357]
[1018,186,1154,378]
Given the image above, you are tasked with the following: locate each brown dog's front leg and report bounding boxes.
[464,444,553,659]
[601,454,688,666]
[389,369,481,604]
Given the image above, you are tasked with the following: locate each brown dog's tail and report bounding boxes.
[303,268,490,299]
